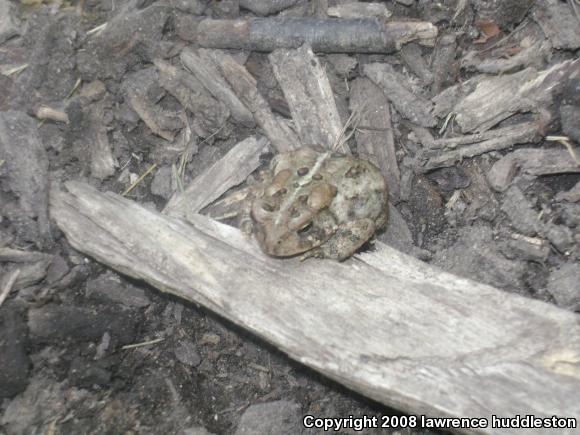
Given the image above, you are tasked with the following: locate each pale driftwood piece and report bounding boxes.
[164,136,268,220]
[415,122,542,173]
[349,77,400,201]
[51,181,580,435]
[488,148,580,192]
[196,18,438,53]
[239,0,301,15]
[210,51,300,153]
[269,45,346,153]
[88,101,118,180]
[180,49,255,128]
[327,2,392,18]
[364,63,437,127]
[452,59,580,133]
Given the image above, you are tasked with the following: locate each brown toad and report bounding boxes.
[250,145,388,261]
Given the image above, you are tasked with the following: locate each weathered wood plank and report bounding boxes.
[180,49,255,128]
[269,45,346,152]
[210,51,300,153]
[164,136,268,219]
[50,181,580,435]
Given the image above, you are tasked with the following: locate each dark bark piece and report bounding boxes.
[0,307,30,399]
[209,51,300,152]
[555,181,580,203]
[239,0,302,15]
[400,42,434,85]
[462,40,552,75]
[560,104,580,145]
[50,181,580,433]
[476,0,531,29]
[77,1,170,81]
[0,111,52,248]
[181,49,255,127]
[28,304,138,345]
[503,234,551,262]
[123,68,185,142]
[155,59,229,138]
[430,33,457,95]
[547,263,580,311]
[349,77,400,201]
[502,186,541,236]
[501,186,575,253]
[415,122,542,173]
[452,59,580,133]
[487,148,580,192]
[364,63,437,128]
[0,0,20,44]
[164,136,269,220]
[533,0,580,50]
[269,45,345,152]
[196,18,437,53]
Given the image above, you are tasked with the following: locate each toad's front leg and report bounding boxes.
[301,218,376,261]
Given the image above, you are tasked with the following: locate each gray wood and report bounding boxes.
[349,77,400,201]
[196,18,437,53]
[451,59,580,133]
[364,63,437,127]
[415,122,542,173]
[180,49,255,128]
[488,148,580,192]
[88,101,118,180]
[51,181,580,435]
[269,45,346,153]
[164,136,269,220]
[210,51,300,153]
[0,111,51,248]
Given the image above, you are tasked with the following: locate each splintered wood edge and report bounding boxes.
[50,182,580,435]
[269,45,345,153]
[163,135,269,218]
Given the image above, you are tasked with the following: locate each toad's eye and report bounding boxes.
[297,221,313,234]
[297,167,309,176]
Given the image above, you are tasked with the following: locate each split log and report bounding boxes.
[269,45,346,153]
[51,181,580,435]
[164,136,269,220]
[196,18,437,53]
